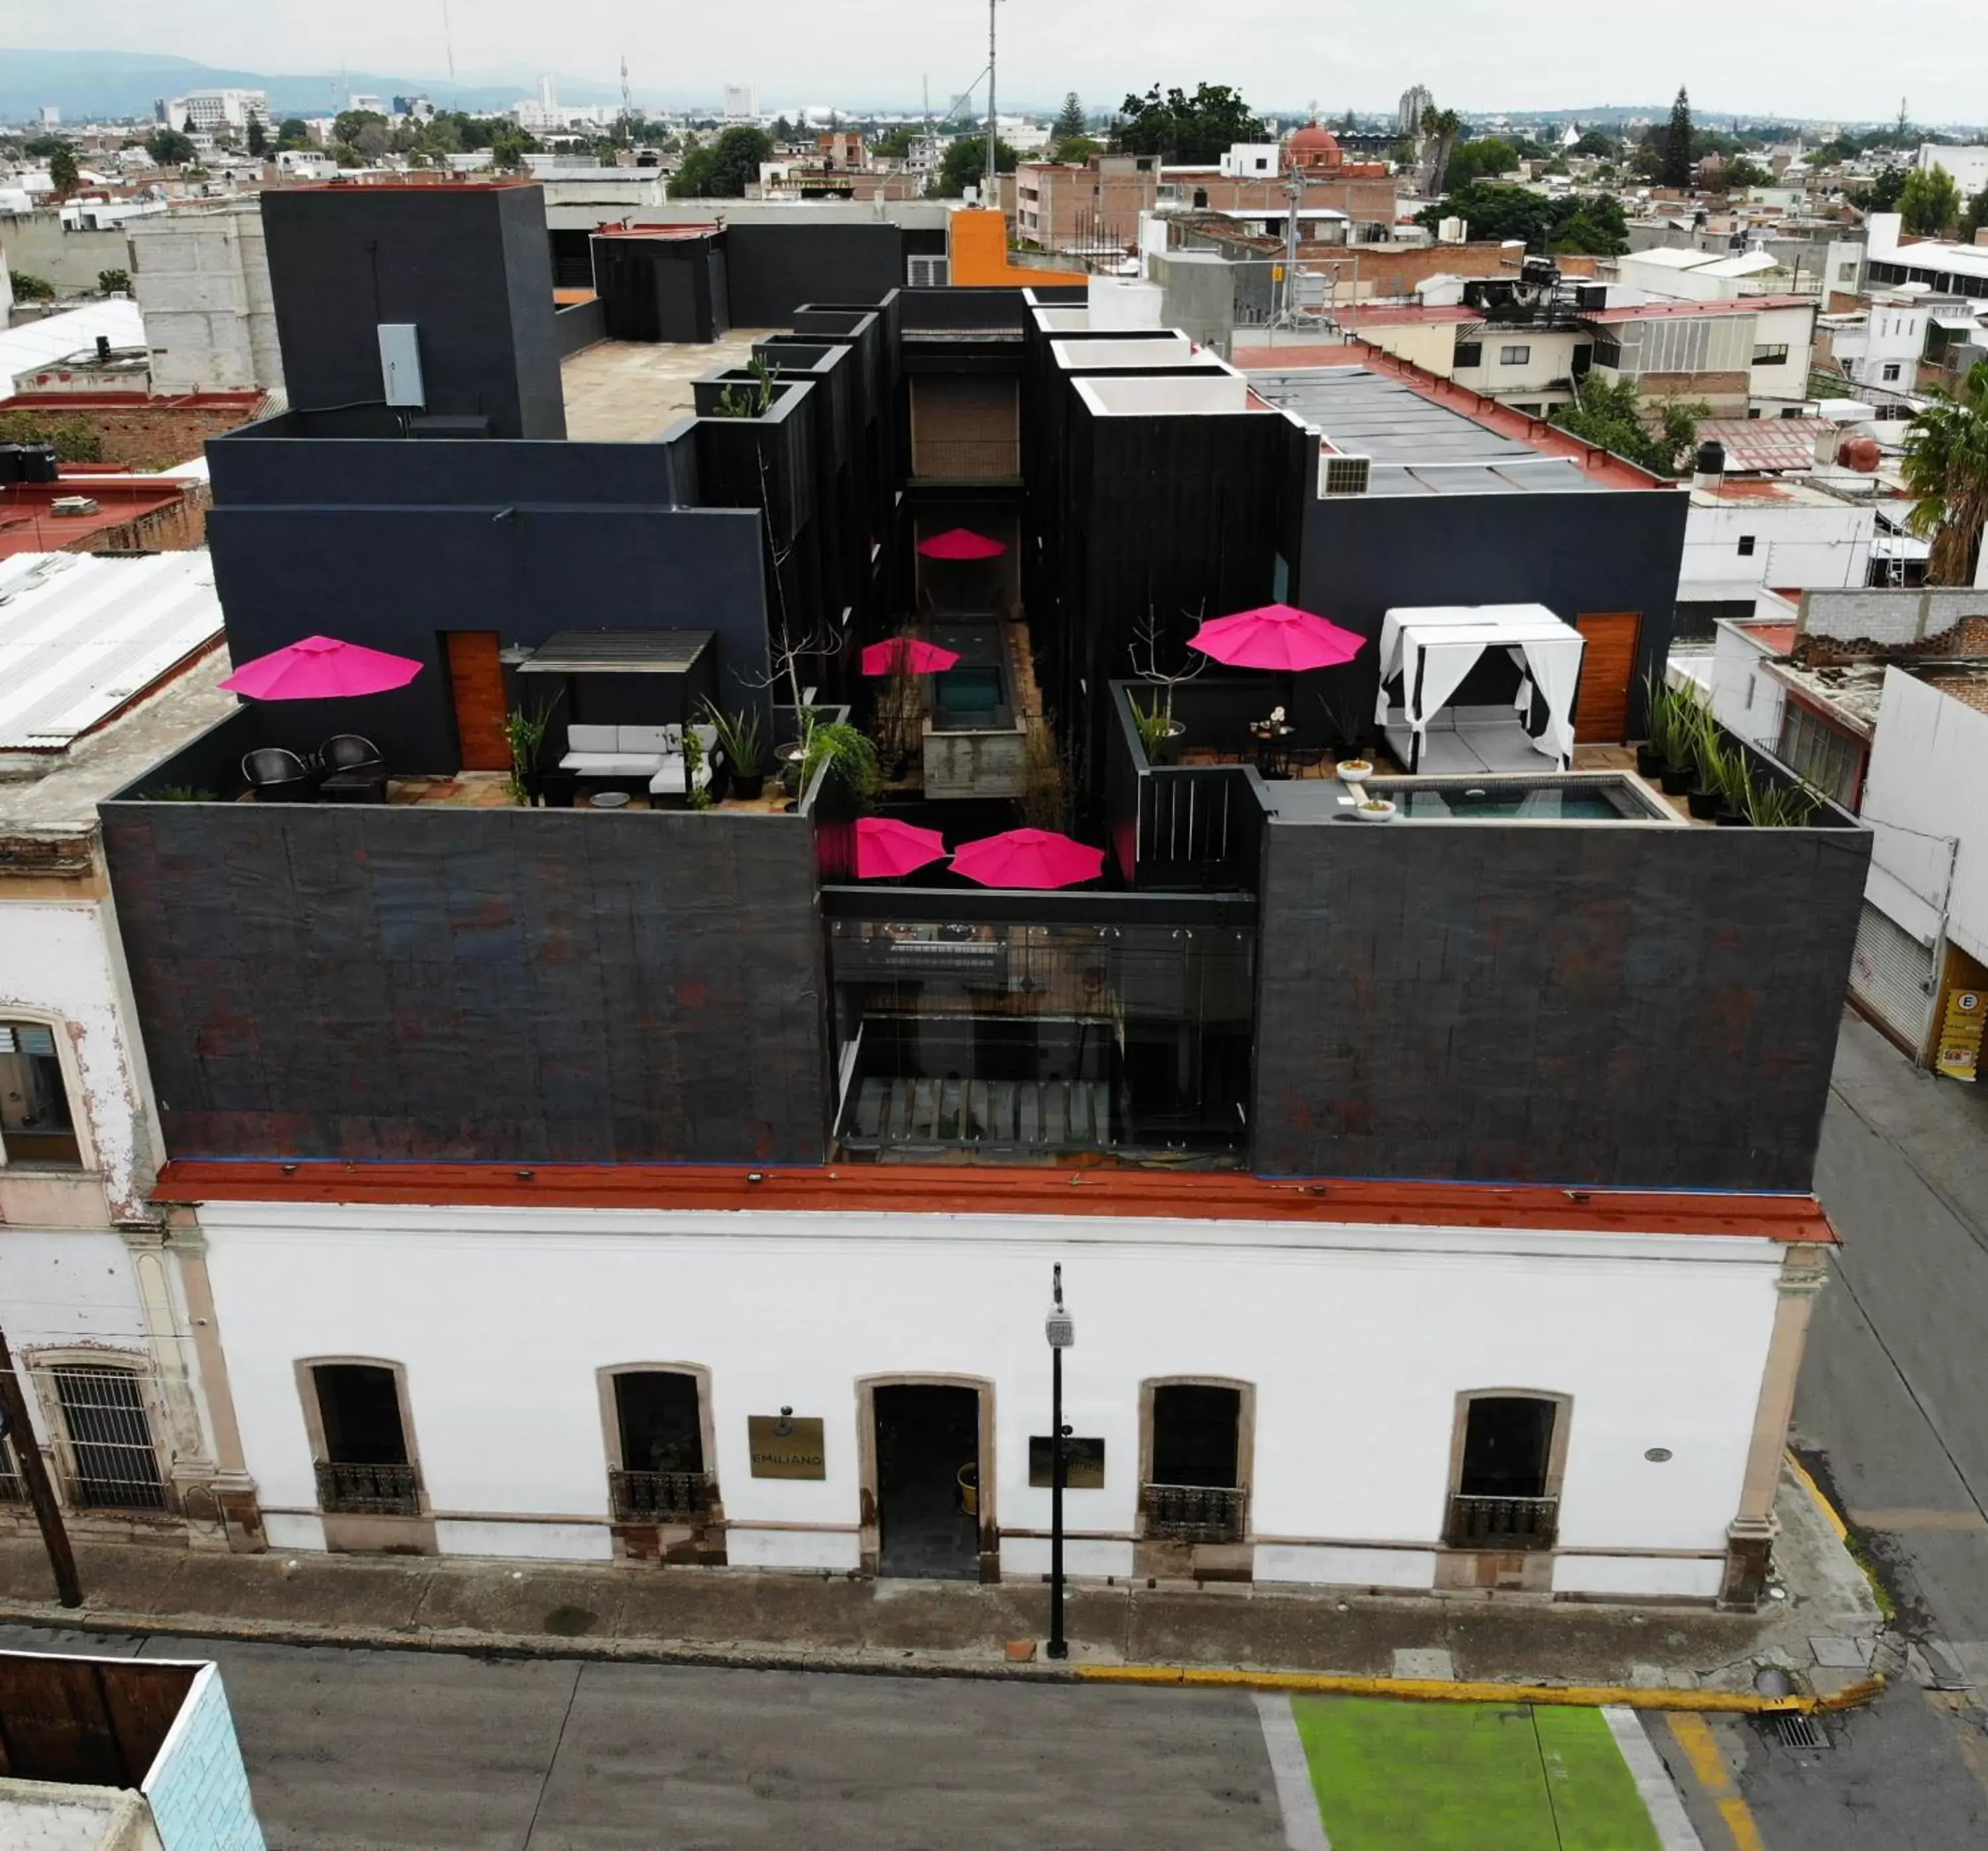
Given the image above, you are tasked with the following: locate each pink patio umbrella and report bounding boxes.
[1186,604,1366,674]
[220,635,425,700]
[854,816,950,880]
[916,527,1007,561]
[950,827,1106,891]
[859,637,962,676]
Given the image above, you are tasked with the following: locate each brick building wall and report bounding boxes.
[140,1664,266,1851]
[0,396,267,472]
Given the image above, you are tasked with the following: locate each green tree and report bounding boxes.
[0,411,103,460]
[1962,185,1988,242]
[1553,376,1706,475]
[1415,179,1554,244]
[144,127,195,166]
[772,115,795,142]
[932,134,1017,199]
[1054,91,1085,144]
[276,117,310,150]
[1720,154,1769,189]
[1054,136,1103,164]
[490,131,541,172]
[46,142,80,198]
[1661,87,1693,188]
[1898,163,1960,235]
[1443,136,1518,188]
[331,142,364,169]
[669,125,774,197]
[1902,360,1988,584]
[1419,104,1462,193]
[97,267,130,293]
[333,108,388,148]
[872,125,917,160]
[1551,205,1627,256]
[7,272,55,302]
[1572,128,1617,158]
[1114,83,1261,165]
[245,111,267,157]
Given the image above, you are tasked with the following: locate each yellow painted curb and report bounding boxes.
[1076,1664,1885,1714]
[1787,1449,1850,1544]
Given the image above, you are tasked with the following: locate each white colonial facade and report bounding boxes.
[176,1180,1824,1604]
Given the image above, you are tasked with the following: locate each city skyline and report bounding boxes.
[3,0,1982,125]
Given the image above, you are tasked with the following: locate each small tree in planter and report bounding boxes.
[504,699,557,806]
[702,702,767,800]
[1127,604,1205,748]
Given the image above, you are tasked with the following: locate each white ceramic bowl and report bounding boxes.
[1351,798,1397,822]
[1337,759,1374,784]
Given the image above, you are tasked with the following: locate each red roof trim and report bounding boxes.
[152,1161,1834,1242]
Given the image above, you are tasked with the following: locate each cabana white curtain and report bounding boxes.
[1375,605,1587,769]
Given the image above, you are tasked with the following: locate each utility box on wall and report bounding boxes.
[377,323,425,407]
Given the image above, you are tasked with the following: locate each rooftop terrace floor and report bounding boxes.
[560,331,781,440]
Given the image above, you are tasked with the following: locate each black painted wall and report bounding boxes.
[100,797,828,1165]
[726,225,905,326]
[1288,452,1690,741]
[260,185,565,440]
[1252,819,1871,1189]
[205,497,770,770]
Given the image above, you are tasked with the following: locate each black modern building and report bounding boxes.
[99,184,1869,1196]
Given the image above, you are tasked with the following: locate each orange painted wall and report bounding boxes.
[946,209,1086,289]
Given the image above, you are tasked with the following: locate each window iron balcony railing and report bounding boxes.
[1444,1493,1559,1551]
[608,1467,716,1523]
[1141,1481,1246,1543]
[315,1459,421,1518]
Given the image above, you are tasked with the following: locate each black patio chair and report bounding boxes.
[315,733,388,804]
[243,747,315,802]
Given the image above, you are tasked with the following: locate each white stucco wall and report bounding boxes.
[0,900,154,1216]
[1708,621,1788,751]
[197,1202,1785,1596]
[0,1230,150,1452]
[1861,667,1988,965]
[1683,497,1874,598]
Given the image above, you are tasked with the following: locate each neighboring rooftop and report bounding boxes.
[1248,365,1628,496]
[560,328,776,438]
[0,553,230,840]
[0,299,144,401]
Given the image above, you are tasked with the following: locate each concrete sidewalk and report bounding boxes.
[0,1466,1882,1697]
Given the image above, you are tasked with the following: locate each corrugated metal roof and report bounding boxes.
[0,299,145,400]
[0,552,223,751]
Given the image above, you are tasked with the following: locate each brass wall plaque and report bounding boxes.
[747,1414,827,1479]
[1028,1436,1105,1489]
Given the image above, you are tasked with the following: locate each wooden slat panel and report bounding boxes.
[444,629,510,770]
[1574,611,1641,743]
[0,1655,192,1787]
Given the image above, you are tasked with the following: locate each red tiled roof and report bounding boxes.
[1581,295,1816,323]
[1335,305,1480,326]
[0,478,192,561]
[152,1160,1835,1242]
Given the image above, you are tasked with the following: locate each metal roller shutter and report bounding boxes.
[1849,902,1935,1053]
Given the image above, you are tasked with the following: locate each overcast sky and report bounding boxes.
[6,1,1977,123]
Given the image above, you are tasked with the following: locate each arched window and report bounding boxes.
[30,1353,167,1510]
[1138,1377,1254,1542]
[598,1365,715,1521]
[301,1359,421,1516]
[1445,1389,1570,1550]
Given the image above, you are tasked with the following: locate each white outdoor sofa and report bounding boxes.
[559,723,718,796]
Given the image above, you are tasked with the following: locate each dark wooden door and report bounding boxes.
[1574,611,1641,744]
[443,630,510,770]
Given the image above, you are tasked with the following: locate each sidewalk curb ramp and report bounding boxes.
[0,1599,1885,1713]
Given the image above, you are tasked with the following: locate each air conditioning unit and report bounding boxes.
[907,255,950,288]
[1318,451,1372,497]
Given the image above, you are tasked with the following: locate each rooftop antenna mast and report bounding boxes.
[440,3,456,83]
[985,0,1001,208]
[621,53,632,125]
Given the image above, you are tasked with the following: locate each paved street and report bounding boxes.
[1718,1011,1988,1846]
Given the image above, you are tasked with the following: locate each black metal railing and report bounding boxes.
[1142,1482,1246,1543]
[609,1468,716,1522]
[910,438,1021,480]
[315,1459,421,1518]
[1444,1493,1559,1551]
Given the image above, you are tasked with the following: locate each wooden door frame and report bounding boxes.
[856,1373,999,1581]
[1573,609,1643,745]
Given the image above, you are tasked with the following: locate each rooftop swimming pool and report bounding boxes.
[1362,774,1673,821]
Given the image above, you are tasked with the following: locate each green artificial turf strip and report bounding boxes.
[1291,1696,1560,1850]
[1289,1697,1663,1851]
[1530,1706,1663,1851]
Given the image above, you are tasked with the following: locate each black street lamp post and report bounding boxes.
[1046,1263,1074,1660]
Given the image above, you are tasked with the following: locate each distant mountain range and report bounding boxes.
[0,48,623,124]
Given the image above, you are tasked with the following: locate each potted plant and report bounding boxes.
[1686,707,1729,821]
[683,724,712,810]
[1653,684,1696,796]
[703,703,767,801]
[504,700,554,807]
[801,719,881,812]
[1635,675,1668,780]
[1131,694,1184,766]
[1741,776,1818,829]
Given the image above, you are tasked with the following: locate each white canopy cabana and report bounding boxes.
[1374,604,1587,774]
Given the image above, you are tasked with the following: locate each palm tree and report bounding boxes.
[1903,359,1988,586]
[1419,105,1462,195]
